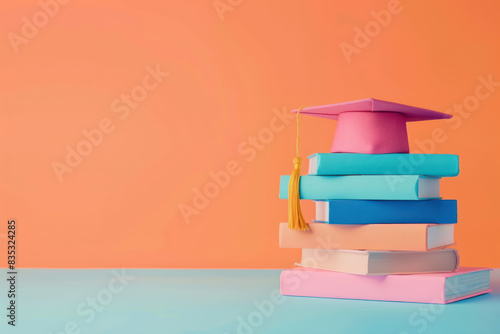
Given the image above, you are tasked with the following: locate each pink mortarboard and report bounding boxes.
[292,98,453,154]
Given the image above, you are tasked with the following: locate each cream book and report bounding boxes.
[298,248,459,275]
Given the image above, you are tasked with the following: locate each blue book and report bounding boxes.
[308,153,459,176]
[279,175,441,200]
[314,200,457,224]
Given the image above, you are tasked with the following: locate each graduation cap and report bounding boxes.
[287,98,452,231]
[293,98,452,154]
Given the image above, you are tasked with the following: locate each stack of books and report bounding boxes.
[279,99,491,304]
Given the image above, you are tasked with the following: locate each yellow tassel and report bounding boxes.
[288,107,309,231]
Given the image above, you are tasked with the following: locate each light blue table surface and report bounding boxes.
[1,269,499,334]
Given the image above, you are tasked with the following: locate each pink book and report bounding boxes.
[281,267,492,304]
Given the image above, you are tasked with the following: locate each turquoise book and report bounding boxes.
[279,175,441,200]
[308,153,459,176]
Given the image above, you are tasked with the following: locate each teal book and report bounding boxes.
[308,153,459,176]
[279,175,441,200]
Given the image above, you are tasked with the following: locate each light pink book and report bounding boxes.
[281,267,491,304]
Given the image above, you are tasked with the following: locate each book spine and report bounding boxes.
[311,153,459,176]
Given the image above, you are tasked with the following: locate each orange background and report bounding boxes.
[1,0,499,268]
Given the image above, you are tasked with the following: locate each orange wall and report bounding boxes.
[1,0,499,268]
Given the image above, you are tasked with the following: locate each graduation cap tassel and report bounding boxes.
[288,106,309,231]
